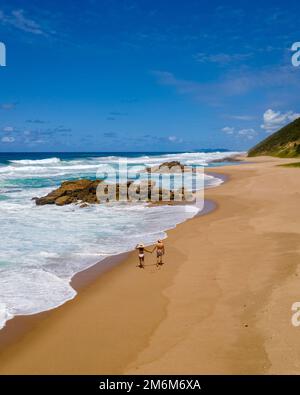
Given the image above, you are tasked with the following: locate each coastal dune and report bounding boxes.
[0,156,300,374]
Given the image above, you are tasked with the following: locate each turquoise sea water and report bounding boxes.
[0,150,241,329]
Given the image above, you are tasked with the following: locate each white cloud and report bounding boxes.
[221,126,257,139]
[0,9,46,35]
[237,128,257,139]
[3,126,14,132]
[168,135,183,143]
[194,52,252,64]
[153,66,300,106]
[221,126,235,134]
[1,136,15,143]
[0,102,16,110]
[32,139,46,144]
[261,109,300,133]
[227,115,256,121]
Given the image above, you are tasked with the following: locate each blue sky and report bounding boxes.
[0,0,300,152]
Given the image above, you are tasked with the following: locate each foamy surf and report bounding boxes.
[0,151,240,329]
[9,157,61,165]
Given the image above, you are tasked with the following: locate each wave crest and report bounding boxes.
[9,157,61,165]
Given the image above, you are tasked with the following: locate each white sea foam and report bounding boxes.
[9,157,61,165]
[0,151,240,328]
[0,303,13,330]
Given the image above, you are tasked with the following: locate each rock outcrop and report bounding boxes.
[34,180,194,206]
[34,179,103,206]
[34,162,195,206]
[159,161,184,169]
[146,161,186,173]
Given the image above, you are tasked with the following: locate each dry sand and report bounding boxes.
[1,156,300,374]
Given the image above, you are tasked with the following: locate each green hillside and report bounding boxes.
[248,117,300,158]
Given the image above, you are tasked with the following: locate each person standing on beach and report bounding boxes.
[135,243,152,268]
[152,240,165,266]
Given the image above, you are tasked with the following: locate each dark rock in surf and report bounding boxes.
[34,173,195,206]
[35,179,103,206]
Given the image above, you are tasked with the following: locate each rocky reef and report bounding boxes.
[146,160,186,173]
[34,179,102,206]
[33,161,195,207]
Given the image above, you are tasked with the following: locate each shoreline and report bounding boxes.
[0,251,131,350]
[0,181,221,351]
[1,155,300,373]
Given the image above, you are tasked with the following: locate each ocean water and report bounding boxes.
[0,150,240,329]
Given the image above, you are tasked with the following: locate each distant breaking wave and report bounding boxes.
[9,157,61,165]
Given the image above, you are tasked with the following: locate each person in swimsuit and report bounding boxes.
[135,243,152,268]
[152,240,165,266]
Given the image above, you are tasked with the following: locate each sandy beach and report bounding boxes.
[1,155,300,374]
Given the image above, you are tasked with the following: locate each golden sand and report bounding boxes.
[0,156,300,374]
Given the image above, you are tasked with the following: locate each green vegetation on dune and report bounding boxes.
[279,162,300,168]
[248,117,300,158]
